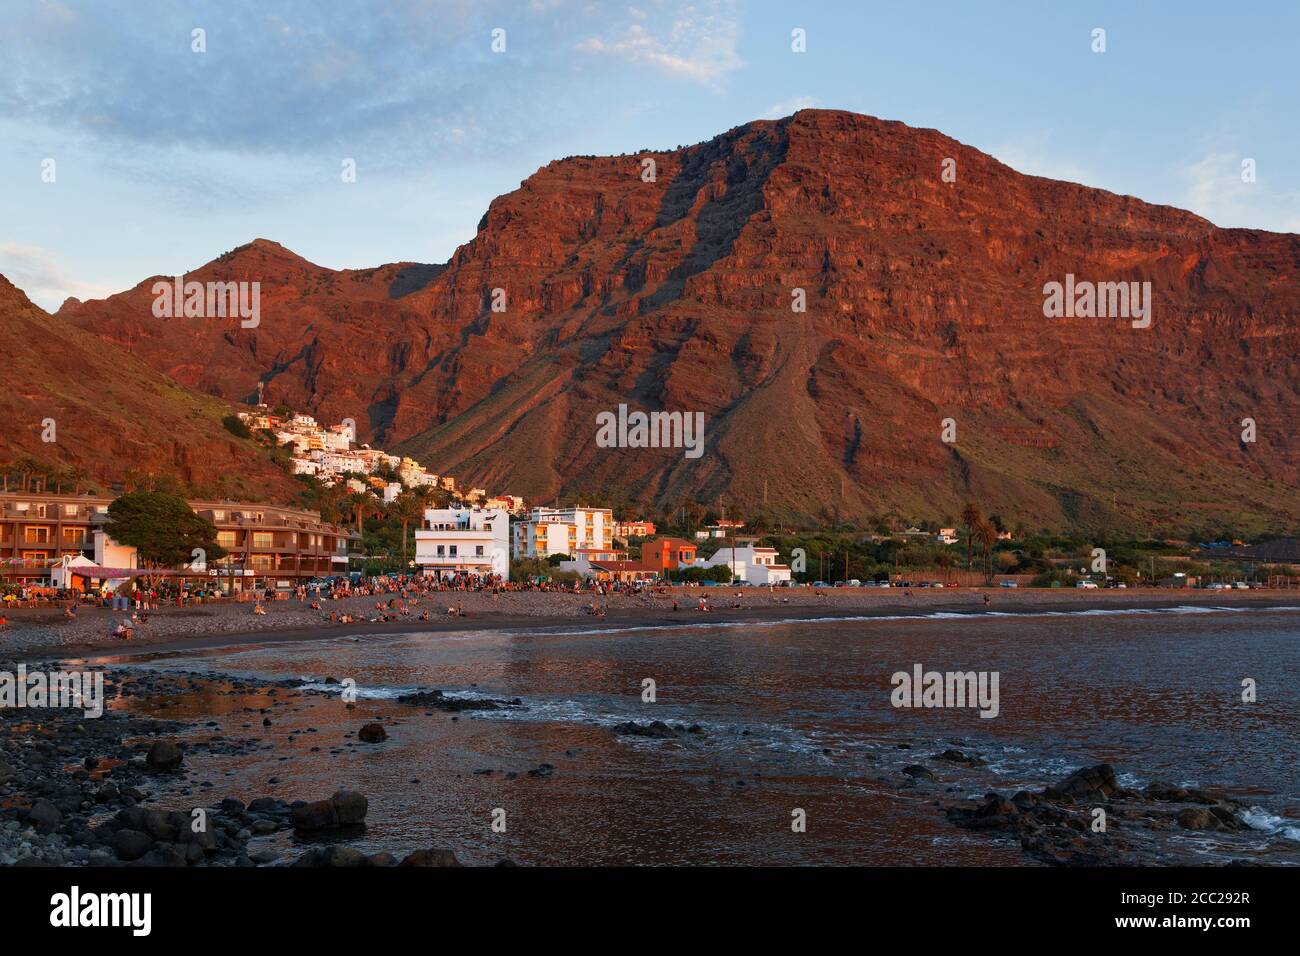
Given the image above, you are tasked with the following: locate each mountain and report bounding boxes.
[0,274,302,501]
[54,110,1300,533]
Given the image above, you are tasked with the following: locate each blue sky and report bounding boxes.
[1,0,1296,310]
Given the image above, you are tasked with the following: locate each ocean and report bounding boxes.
[87,604,1300,865]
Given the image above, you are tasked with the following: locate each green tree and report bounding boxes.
[105,492,227,585]
[222,414,252,438]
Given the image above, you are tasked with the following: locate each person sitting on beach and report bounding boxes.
[252,603,267,616]
[697,597,710,612]
[65,604,77,621]
[419,610,429,621]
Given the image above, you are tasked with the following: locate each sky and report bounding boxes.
[1,0,1296,311]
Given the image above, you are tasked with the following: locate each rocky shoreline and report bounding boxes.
[0,661,486,867]
[0,658,1277,868]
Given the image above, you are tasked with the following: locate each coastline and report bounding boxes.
[5,586,1298,662]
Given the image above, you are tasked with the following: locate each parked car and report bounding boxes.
[999,580,1018,588]
[1234,581,1251,590]
[812,581,829,589]
[1076,580,1099,589]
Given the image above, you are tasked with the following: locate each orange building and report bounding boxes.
[641,537,698,573]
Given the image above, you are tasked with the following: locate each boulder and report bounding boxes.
[27,798,62,833]
[399,848,462,867]
[145,740,184,771]
[290,790,368,831]
[357,723,388,743]
[1046,764,1119,802]
[112,829,154,862]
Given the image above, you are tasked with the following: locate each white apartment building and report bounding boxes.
[695,545,791,585]
[414,507,510,580]
[511,506,613,559]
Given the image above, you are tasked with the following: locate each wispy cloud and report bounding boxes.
[576,1,743,90]
[987,133,1095,187]
[761,95,815,119]
[0,243,118,311]
[1180,151,1300,233]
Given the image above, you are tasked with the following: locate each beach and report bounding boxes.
[3,585,1296,660]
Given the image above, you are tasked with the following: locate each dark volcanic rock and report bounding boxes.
[400,848,462,867]
[145,740,184,772]
[357,723,388,743]
[1045,764,1120,802]
[290,790,369,831]
[611,720,680,739]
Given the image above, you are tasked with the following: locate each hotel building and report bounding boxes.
[512,506,613,559]
[0,491,354,591]
[414,506,510,579]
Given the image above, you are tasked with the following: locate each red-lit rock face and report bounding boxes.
[50,110,1300,531]
[0,274,302,500]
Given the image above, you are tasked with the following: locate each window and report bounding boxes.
[475,545,484,557]
[217,531,237,548]
[24,526,51,544]
[436,545,445,556]
[62,527,86,545]
[253,532,274,548]
[64,504,78,516]
[449,545,457,557]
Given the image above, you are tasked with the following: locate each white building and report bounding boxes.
[414,507,510,580]
[512,506,613,559]
[695,545,791,585]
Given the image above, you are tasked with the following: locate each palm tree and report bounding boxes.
[975,519,998,581]
[67,466,90,495]
[346,491,374,534]
[960,503,982,571]
[388,492,426,568]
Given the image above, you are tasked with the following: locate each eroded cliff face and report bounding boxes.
[54,110,1300,531]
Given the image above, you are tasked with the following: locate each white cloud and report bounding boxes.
[0,243,118,312]
[987,134,1095,187]
[761,95,815,120]
[1180,152,1300,233]
[576,1,743,89]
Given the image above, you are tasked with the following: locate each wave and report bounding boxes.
[516,603,1300,640]
[1241,806,1300,842]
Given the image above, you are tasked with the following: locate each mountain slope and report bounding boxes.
[56,110,1300,532]
[0,274,302,500]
